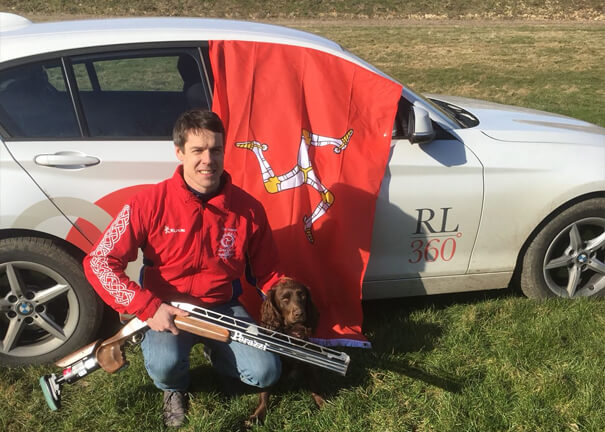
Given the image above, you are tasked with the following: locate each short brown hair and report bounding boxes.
[173,109,225,150]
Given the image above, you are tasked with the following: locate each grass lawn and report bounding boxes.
[0,14,604,432]
[3,291,605,431]
[295,21,605,128]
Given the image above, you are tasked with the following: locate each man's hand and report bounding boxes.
[146,303,189,335]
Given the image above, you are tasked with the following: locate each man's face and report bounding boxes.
[176,129,225,195]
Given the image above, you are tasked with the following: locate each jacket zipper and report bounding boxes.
[189,201,204,295]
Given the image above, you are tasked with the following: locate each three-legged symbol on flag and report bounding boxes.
[236,128,353,243]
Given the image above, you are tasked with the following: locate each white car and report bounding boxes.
[1,13,604,366]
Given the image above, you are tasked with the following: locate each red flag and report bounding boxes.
[209,40,402,346]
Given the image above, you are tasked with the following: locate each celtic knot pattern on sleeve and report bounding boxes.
[89,205,136,306]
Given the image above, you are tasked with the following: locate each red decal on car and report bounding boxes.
[65,185,151,252]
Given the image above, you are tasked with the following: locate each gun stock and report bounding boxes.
[91,316,230,373]
[175,316,230,342]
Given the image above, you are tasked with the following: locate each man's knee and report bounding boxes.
[144,348,189,386]
[146,354,187,379]
[142,331,192,389]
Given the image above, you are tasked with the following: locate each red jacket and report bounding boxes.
[83,166,282,321]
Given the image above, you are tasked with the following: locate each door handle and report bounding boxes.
[34,151,100,168]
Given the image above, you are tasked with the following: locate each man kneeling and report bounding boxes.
[83,109,283,427]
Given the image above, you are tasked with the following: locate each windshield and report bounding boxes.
[401,87,462,130]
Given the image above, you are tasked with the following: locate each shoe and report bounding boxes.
[163,390,189,427]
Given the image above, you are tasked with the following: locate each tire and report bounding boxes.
[520,198,605,299]
[0,237,103,366]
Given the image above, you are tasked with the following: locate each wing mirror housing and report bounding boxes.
[409,105,436,145]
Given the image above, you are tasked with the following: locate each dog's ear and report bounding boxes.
[261,288,284,331]
[305,286,320,334]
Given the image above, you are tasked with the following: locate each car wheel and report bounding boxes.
[0,237,103,366]
[520,198,605,299]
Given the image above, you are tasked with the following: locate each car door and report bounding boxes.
[1,46,212,276]
[364,99,484,297]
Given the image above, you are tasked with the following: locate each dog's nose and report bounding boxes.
[292,309,304,320]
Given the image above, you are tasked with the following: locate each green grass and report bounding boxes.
[3,292,605,431]
[295,22,605,127]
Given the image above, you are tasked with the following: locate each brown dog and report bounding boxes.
[247,278,323,426]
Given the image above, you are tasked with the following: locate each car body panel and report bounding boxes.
[365,136,483,282]
[427,95,605,276]
[361,271,514,298]
[428,94,605,145]
[0,139,76,238]
[3,140,176,219]
[467,133,605,274]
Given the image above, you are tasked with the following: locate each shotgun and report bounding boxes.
[40,302,350,411]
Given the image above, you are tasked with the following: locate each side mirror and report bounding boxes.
[409,105,436,145]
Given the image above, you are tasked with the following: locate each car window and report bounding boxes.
[71,50,210,138]
[72,63,93,91]
[92,57,182,91]
[0,60,80,138]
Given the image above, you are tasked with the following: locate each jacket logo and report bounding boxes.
[164,225,186,234]
[217,228,237,259]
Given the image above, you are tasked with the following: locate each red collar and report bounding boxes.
[170,165,232,212]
